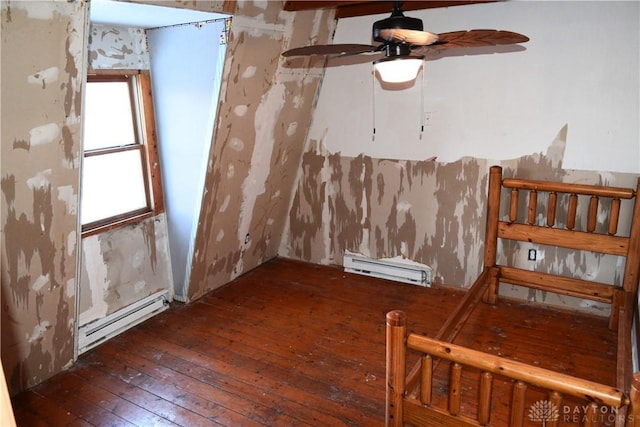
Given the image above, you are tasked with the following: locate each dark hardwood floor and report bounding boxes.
[11,258,616,426]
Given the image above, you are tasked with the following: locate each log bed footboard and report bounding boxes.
[386,310,640,427]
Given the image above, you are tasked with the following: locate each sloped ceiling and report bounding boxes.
[89,0,227,28]
[283,1,496,18]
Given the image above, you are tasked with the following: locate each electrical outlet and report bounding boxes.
[527,249,537,261]
[244,233,250,244]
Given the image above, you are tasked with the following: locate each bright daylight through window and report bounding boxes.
[81,72,162,233]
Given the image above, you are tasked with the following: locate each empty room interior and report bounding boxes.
[2,0,640,425]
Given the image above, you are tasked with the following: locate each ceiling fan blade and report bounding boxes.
[434,30,529,49]
[282,44,378,57]
[377,28,439,46]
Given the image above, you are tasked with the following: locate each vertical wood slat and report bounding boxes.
[587,195,599,232]
[609,198,621,235]
[510,381,527,427]
[420,354,432,405]
[484,166,503,270]
[548,391,562,427]
[386,311,407,427]
[622,179,640,295]
[484,265,501,306]
[510,188,519,222]
[478,371,493,425]
[567,194,578,230]
[547,192,557,227]
[448,363,462,416]
[615,291,633,398]
[527,190,537,225]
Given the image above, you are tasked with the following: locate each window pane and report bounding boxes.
[84,81,137,150]
[81,150,147,224]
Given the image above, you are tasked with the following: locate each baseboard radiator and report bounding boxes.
[343,253,431,287]
[78,290,169,354]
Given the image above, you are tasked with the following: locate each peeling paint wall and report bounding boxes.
[1,1,87,394]
[185,2,335,301]
[79,22,173,328]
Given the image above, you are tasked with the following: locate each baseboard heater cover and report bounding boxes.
[78,290,169,354]
[343,252,432,286]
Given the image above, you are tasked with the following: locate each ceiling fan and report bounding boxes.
[282,1,529,83]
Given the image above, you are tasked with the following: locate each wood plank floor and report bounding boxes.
[11,258,617,426]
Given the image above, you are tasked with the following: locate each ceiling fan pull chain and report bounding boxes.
[419,63,425,139]
[372,69,376,141]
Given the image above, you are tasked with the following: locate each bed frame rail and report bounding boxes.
[386,310,640,427]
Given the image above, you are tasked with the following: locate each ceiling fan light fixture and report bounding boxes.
[374,56,424,83]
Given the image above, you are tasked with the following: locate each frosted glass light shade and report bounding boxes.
[374,57,423,83]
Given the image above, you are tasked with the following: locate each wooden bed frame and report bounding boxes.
[386,165,640,426]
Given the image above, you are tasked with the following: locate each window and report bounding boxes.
[81,71,163,234]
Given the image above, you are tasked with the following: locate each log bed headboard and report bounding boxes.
[386,165,640,426]
[483,165,640,329]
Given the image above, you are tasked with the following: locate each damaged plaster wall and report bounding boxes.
[1,1,87,394]
[282,128,639,315]
[185,2,336,301]
[79,23,173,327]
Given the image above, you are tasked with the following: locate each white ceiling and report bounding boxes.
[89,0,228,29]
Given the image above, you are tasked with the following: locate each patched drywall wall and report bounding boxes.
[282,126,639,315]
[283,142,488,287]
[88,24,149,69]
[185,2,336,301]
[1,1,87,394]
[79,216,171,325]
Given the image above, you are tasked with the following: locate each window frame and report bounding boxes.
[81,70,164,236]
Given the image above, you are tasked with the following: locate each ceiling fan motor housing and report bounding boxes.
[372,14,423,43]
[382,43,412,57]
